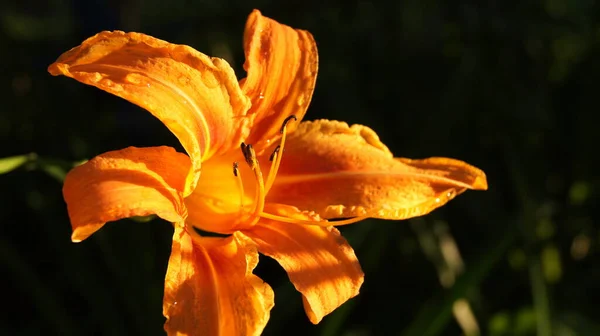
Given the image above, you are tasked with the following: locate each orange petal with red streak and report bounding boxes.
[266,120,488,220]
[240,9,318,145]
[48,31,251,195]
[242,215,364,324]
[63,146,190,242]
[163,228,274,336]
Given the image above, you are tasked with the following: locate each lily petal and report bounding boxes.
[266,120,488,220]
[48,31,251,195]
[163,227,274,336]
[63,146,190,242]
[241,10,318,145]
[243,215,364,324]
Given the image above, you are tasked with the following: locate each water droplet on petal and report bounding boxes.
[297,94,305,106]
[99,78,123,92]
[124,73,143,85]
[201,72,219,88]
[258,92,265,99]
[178,75,191,86]
[89,73,103,83]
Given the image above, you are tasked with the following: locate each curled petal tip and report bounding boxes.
[472,174,488,190]
[241,9,318,144]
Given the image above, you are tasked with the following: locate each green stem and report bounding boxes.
[529,255,551,336]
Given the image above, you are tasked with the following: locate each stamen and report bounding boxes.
[240,142,266,223]
[328,216,370,226]
[240,142,254,166]
[232,161,239,177]
[265,145,281,194]
[265,115,296,192]
[232,162,244,208]
[280,115,297,133]
[269,145,281,162]
[260,212,369,227]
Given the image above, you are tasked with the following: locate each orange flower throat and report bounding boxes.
[191,115,367,234]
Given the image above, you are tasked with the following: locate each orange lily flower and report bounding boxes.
[49,9,487,336]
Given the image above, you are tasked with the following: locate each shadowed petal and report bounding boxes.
[63,146,190,242]
[266,120,488,220]
[242,214,364,324]
[48,31,251,195]
[163,227,274,336]
[240,10,318,146]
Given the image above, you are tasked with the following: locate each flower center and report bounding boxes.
[231,115,295,226]
[186,115,368,235]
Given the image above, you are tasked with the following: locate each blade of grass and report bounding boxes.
[0,153,36,174]
[0,152,83,182]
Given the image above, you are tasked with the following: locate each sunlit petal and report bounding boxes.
[48,31,251,195]
[163,227,274,336]
[243,216,363,324]
[240,10,318,146]
[63,146,190,242]
[266,120,488,220]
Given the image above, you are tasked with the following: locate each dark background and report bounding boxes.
[2,0,599,335]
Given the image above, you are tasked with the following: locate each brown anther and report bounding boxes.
[269,145,281,161]
[233,162,239,177]
[241,143,256,166]
[280,115,297,133]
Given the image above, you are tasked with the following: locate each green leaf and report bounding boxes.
[36,158,69,182]
[0,153,36,174]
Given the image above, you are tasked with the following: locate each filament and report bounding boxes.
[260,212,369,226]
[232,162,245,209]
[265,115,296,192]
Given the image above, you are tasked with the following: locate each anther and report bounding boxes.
[241,143,257,166]
[240,142,256,166]
[232,161,245,209]
[233,162,239,177]
[269,145,281,162]
[280,115,297,133]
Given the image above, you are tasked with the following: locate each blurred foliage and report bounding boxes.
[1,0,600,335]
